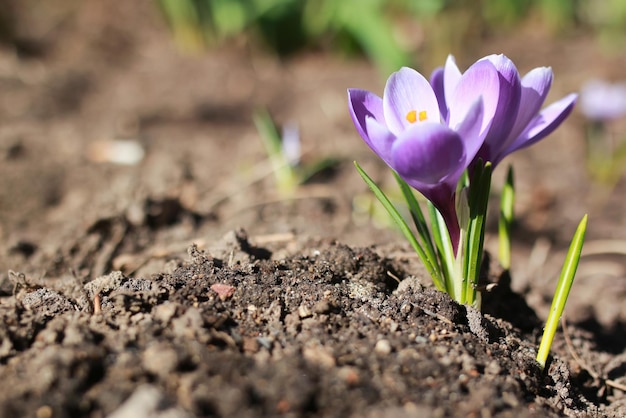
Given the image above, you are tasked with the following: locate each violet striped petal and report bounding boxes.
[363,115,396,165]
[390,123,465,186]
[443,55,462,111]
[448,59,500,142]
[383,67,441,136]
[430,67,448,119]
[348,88,385,140]
[479,54,522,156]
[453,98,485,164]
[348,89,395,164]
[507,67,553,144]
[503,93,577,158]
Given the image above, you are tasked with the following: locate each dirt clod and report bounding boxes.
[0,1,624,416]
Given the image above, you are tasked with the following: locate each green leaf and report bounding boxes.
[299,157,342,184]
[393,173,440,277]
[354,161,444,290]
[157,0,205,51]
[427,201,456,297]
[498,165,515,270]
[253,108,298,194]
[211,0,249,37]
[537,214,588,369]
[334,0,410,74]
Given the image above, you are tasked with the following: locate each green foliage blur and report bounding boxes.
[156,0,417,74]
[156,0,626,74]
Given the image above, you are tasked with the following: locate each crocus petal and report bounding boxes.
[383,67,441,136]
[503,93,577,158]
[478,54,522,157]
[390,122,465,252]
[507,67,553,144]
[348,88,385,140]
[390,123,465,186]
[448,59,500,141]
[348,88,396,162]
[363,115,396,165]
[443,55,462,111]
[430,67,448,119]
[453,97,485,163]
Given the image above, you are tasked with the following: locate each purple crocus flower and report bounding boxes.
[579,78,626,121]
[348,64,503,252]
[430,54,577,167]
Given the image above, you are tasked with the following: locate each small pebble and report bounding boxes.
[142,343,178,377]
[86,139,145,166]
[36,406,53,418]
[313,300,331,314]
[486,360,501,375]
[107,384,192,418]
[415,336,429,344]
[303,345,336,369]
[242,337,259,353]
[337,366,360,385]
[374,339,392,356]
[154,302,178,323]
[298,305,312,318]
[210,283,236,300]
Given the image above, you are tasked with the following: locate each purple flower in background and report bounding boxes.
[348,65,499,251]
[579,78,626,121]
[430,54,577,167]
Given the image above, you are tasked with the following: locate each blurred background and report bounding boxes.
[0,0,625,238]
[153,0,626,73]
[2,0,626,79]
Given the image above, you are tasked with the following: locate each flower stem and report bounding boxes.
[463,161,492,307]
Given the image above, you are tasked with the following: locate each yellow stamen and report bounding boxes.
[406,110,428,124]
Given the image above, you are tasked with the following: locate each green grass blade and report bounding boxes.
[393,173,440,276]
[537,214,588,369]
[427,202,455,297]
[335,0,410,75]
[354,161,444,290]
[157,0,205,51]
[253,108,298,194]
[498,165,515,270]
[299,157,341,184]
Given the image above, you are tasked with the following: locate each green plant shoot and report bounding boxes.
[498,165,515,270]
[354,161,444,290]
[354,161,492,308]
[253,108,299,195]
[536,214,588,369]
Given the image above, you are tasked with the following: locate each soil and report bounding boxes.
[2,1,626,417]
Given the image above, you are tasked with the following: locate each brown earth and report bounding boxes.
[2,1,626,417]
